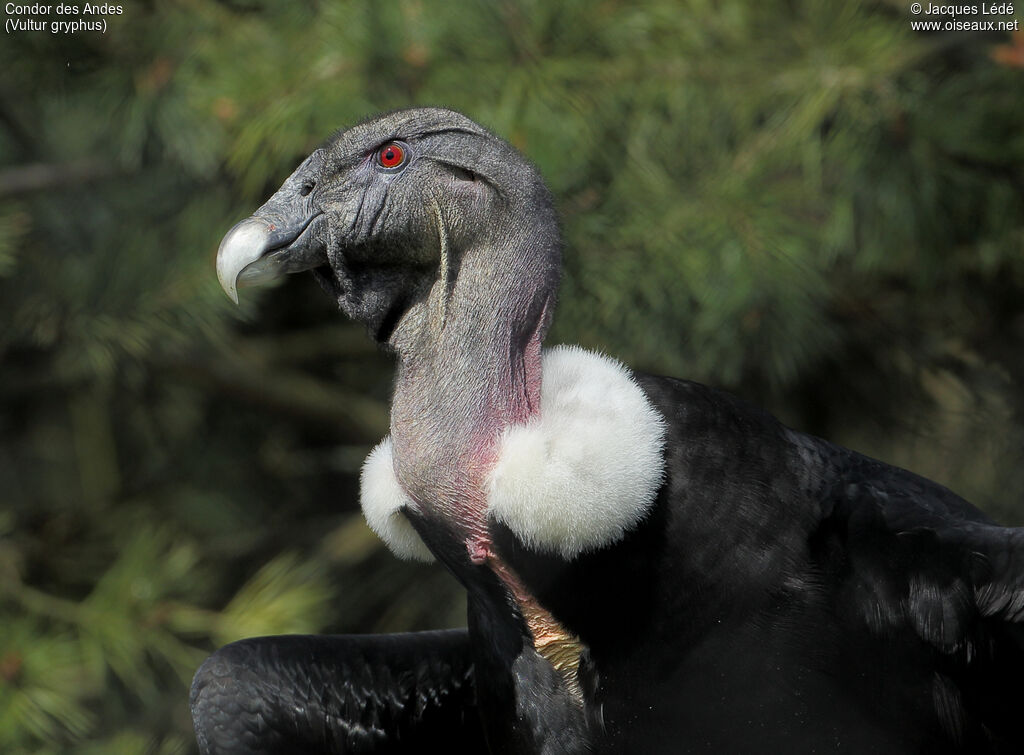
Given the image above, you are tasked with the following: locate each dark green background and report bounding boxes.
[1,1,1022,751]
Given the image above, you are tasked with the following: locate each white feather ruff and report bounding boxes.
[359,437,435,562]
[360,346,667,562]
[487,345,667,559]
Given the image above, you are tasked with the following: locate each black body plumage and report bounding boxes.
[197,108,1024,754]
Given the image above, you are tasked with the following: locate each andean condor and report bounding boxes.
[192,108,1024,754]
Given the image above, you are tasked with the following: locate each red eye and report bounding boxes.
[377,142,406,169]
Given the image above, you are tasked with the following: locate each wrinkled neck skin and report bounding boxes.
[387,201,590,713]
[389,206,557,563]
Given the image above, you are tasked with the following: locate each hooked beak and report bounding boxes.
[215,149,328,304]
[216,213,323,304]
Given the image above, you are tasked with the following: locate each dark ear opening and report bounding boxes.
[449,165,477,183]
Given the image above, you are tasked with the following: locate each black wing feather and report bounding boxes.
[794,424,1024,750]
[190,629,486,754]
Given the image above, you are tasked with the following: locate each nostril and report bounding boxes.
[299,180,315,197]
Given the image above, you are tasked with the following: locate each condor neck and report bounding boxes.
[388,231,556,542]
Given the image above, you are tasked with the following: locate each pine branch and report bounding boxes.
[237,325,381,364]
[164,353,390,441]
[3,580,86,626]
[0,87,40,159]
[0,160,119,198]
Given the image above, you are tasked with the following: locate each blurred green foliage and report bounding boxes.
[0,0,1022,751]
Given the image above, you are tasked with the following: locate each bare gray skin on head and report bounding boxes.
[216,108,562,555]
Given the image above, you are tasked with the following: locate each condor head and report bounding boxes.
[215,107,555,349]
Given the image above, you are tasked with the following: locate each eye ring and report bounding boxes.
[376,141,408,170]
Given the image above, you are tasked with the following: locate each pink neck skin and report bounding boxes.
[389,264,552,563]
[388,265,580,693]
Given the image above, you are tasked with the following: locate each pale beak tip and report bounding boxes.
[217,216,271,305]
[215,261,241,305]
